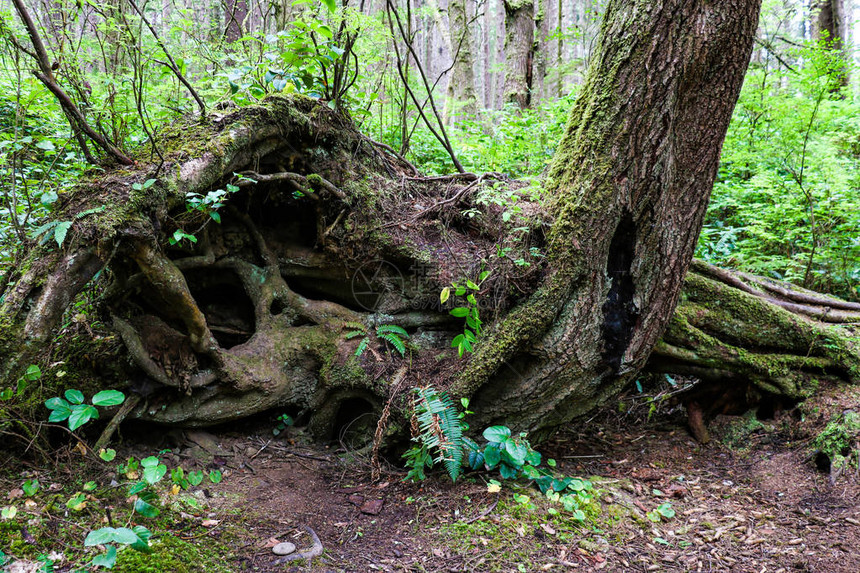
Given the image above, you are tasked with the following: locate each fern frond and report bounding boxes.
[354,337,369,357]
[343,321,367,332]
[376,324,408,337]
[344,330,366,340]
[379,332,406,356]
[413,387,464,481]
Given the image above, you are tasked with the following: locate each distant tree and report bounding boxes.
[503,0,534,107]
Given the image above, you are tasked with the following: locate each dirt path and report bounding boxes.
[187,382,860,572]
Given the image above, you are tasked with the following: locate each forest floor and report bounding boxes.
[2,381,859,573]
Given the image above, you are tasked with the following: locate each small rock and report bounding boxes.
[360,498,385,515]
[273,541,297,556]
[348,494,365,506]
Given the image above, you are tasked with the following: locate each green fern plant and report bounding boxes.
[343,322,410,358]
[408,387,465,481]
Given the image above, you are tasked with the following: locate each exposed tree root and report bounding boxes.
[1,96,857,451]
[648,260,859,442]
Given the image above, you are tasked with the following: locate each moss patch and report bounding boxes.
[112,534,234,573]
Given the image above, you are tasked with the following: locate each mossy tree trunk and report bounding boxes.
[2,0,857,446]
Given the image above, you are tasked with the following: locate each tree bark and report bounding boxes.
[503,0,535,108]
[5,1,853,451]
[445,0,479,120]
[225,0,248,43]
[811,0,850,87]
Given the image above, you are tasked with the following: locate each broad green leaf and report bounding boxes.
[552,478,573,492]
[91,545,117,569]
[127,481,146,495]
[99,448,117,462]
[188,471,204,486]
[66,492,86,510]
[45,397,70,411]
[129,526,153,553]
[482,426,511,443]
[140,456,159,468]
[134,498,160,518]
[143,463,167,485]
[209,470,223,484]
[68,404,99,430]
[567,478,587,492]
[92,390,125,407]
[449,307,469,318]
[85,527,116,546]
[112,527,141,545]
[525,449,541,466]
[1,506,17,519]
[320,0,336,13]
[24,365,41,380]
[64,389,85,405]
[22,479,39,496]
[502,438,527,467]
[498,463,518,479]
[483,445,501,468]
[440,287,450,304]
[48,408,71,422]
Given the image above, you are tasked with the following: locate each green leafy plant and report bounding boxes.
[405,387,465,481]
[0,364,40,401]
[44,389,126,431]
[30,206,106,248]
[441,271,490,356]
[85,525,152,569]
[273,413,294,436]
[344,322,410,358]
[647,502,676,522]
[22,479,39,497]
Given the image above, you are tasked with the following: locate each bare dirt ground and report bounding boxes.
[171,381,860,572]
[3,381,859,572]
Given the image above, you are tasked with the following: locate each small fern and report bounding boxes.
[354,337,369,357]
[342,323,409,358]
[411,387,464,481]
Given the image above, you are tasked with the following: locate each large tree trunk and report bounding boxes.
[3,0,856,448]
[811,0,850,88]
[445,0,479,120]
[503,0,535,108]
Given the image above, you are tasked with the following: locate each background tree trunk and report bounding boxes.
[503,0,535,108]
[225,0,248,43]
[445,0,479,120]
[811,0,850,86]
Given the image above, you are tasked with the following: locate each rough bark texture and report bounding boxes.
[3,0,856,449]
[503,0,535,108]
[455,0,765,432]
[445,0,479,120]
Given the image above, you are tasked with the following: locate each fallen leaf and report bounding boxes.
[8,489,23,500]
[202,519,220,527]
[540,523,556,535]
